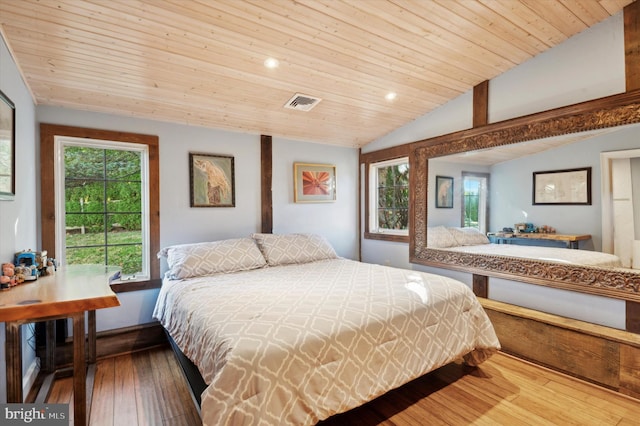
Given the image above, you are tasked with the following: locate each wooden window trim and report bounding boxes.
[361,145,410,243]
[40,124,160,292]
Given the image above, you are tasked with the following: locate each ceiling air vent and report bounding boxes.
[284,93,322,112]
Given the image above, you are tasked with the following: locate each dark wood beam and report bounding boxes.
[626,300,640,333]
[472,274,489,298]
[625,1,640,92]
[473,80,489,127]
[260,135,273,234]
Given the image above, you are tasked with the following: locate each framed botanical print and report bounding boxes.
[189,153,235,207]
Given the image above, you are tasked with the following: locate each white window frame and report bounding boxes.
[53,136,151,281]
[461,172,489,234]
[369,157,409,236]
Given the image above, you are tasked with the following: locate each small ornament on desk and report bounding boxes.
[540,225,556,234]
[41,258,57,276]
[14,249,44,279]
[1,262,17,289]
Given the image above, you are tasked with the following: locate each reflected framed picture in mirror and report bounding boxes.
[533,167,591,205]
[0,90,15,201]
[435,175,453,208]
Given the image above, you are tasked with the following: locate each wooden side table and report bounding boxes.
[491,233,591,249]
[0,265,120,426]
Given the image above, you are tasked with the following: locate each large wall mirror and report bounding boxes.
[410,90,640,303]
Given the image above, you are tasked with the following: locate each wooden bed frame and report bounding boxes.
[165,331,206,412]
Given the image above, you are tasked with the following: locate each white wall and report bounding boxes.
[489,12,625,122]
[361,12,630,328]
[425,125,640,252]
[36,105,360,333]
[490,125,640,251]
[272,137,359,259]
[0,35,39,402]
[427,160,490,229]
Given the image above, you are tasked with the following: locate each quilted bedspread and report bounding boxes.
[153,259,500,425]
[445,243,623,268]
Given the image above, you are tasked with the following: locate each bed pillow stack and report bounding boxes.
[160,238,267,279]
[447,227,490,246]
[251,233,338,266]
[427,226,490,247]
[426,226,459,248]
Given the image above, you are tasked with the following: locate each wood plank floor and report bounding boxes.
[44,346,640,425]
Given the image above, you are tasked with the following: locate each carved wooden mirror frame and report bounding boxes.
[410,90,640,303]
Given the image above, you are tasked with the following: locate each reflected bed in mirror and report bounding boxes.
[410,90,640,303]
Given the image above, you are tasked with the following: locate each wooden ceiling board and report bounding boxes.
[0,0,634,147]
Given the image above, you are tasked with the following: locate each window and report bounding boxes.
[56,138,149,280]
[41,124,160,292]
[461,172,489,233]
[369,157,409,236]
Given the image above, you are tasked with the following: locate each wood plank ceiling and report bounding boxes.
[0,0,634,148]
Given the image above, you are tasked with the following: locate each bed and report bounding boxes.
[428,226,623,268]
[154,233,500,425]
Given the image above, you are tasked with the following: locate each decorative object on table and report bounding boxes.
[1,262,22,289]
[42,258,57,276]
[0,89,15,201]
[14,249,54,278]
[539,225,556,233]
[189,153,235,207]
[293,162,336,203]
[14,250,36,268]
[514,223,536,233]
[533,167,591,205]
[435,175,453,208]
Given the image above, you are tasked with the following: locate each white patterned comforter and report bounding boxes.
[444,244,623,268]
[153,258,500,425]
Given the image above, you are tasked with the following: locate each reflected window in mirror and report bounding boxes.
[369,157,409,237]
[462,172,490,234]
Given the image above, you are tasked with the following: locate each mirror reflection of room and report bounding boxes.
[427,124,640,271]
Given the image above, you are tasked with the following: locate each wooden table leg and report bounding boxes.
[86,310,98,418]
[87,310,96,364]
[43,320,56,372]
[5,321,23,403]
[72,312,87,426]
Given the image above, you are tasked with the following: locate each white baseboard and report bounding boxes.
[22,358,40,400]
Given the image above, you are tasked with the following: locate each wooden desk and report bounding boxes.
[0,265,120,426]
[492,233,591,249]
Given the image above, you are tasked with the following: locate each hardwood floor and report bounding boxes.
[44,346,200,426]
[44,345,640,425]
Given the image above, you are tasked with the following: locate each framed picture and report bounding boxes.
[189,153,235,207]
[0,90,15,201]
[293,162,336,203]
[435,175,453,208]
[533,167,591,205]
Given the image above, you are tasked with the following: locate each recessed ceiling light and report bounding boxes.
[264,57,279,69]
[385,92,397,101]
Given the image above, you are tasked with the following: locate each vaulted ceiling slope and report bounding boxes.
[0,0,633,147]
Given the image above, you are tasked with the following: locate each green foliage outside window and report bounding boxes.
[377,163,409,231]
[463,192,480,228]
[64,147,142,231]
[63,146,143,274]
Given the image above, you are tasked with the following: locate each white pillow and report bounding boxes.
[426,226,458,248]
[447,227,490,246]
[251,233,338,266]
[160,238,267,279]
